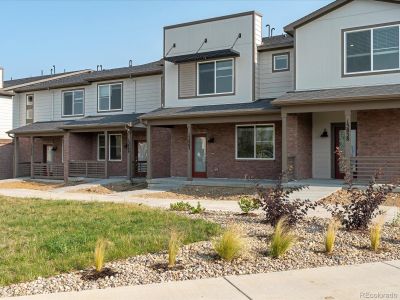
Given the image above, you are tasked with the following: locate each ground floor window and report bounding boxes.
[236,124,275,159]
[97,134,122,161]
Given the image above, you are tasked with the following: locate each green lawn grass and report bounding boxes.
[0,196,219,286]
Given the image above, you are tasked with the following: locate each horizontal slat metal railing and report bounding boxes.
[32,163,64,179]
[18,162,31,177]
[350,156,400,184]
[69,160,105,178]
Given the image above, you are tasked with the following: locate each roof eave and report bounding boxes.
[85,70,163,82]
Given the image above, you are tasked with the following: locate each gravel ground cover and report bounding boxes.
[135,186,257,201]
[320,190,400,207]
[1,211,399,298]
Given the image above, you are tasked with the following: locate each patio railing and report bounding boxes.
[32,163,64,179]
[133,160,147,177]
[69,160,105,178]
[350,156,400,183]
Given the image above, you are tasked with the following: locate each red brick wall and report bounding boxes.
[358,109,400,156]
[0,139,13,179]
[169,122,282,180]
[151,127,171,178]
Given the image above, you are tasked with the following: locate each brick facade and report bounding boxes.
[357,109,400,156]
[169,122,282,180]
[287,113,312,179]
[0,139,13,179]
[151,127,171,178]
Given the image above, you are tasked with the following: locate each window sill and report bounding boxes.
[97,109,123,113]
[342,68,400,77]
[235,158,275,161]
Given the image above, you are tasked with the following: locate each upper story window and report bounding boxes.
[26,94,34,124]
[272,53,290,72]
[344,24,400,75]
[98,83,122,112]
[62,90,84,117]
[197,59,234,96]
[236,124,275,160]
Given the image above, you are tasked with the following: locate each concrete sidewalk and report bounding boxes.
[8,260,400,300]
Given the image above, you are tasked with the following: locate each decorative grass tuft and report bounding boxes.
[325,219,339,254]
[370,219,383,252]
[94,239,112,272]
[168,230,182,267]
[213,226,247,262]
[270,217,296,258]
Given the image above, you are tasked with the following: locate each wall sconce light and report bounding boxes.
[208,137,215,143]
[52,146,57,151]
[320,129,328,138]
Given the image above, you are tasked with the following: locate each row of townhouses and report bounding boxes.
[0,0,399,183]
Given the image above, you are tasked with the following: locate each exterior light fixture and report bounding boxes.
[320,129,328,138]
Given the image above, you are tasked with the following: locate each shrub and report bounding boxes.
[269,217,296,258]
[213,226,246,262]
[238,197,260,214]
[370,219,383,252]
[94,239,112,272]
[257,173,316,226]
[168,230,182,267]
[170,201,193,211]
[190,202,205,214]
[325,219,339,254]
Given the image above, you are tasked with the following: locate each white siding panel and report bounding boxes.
[12,94,20,129]
[296,0,400,90]
[0,96,13,139]
[258,49,294,99]
[34,90,53,122]
[135,75,162,113]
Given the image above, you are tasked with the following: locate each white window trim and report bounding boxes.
[62,89,85,117]
[97,82,123,112]
[197,58,234,96]
[344,24,400,75]
[108,134,122,161]
[235,124,275,161]
[97,134,106,161]
[273,54,289,71]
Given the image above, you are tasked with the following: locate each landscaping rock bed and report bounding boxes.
[320,190,400,208]
[1,212,399,298]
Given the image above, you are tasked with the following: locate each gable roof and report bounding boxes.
[258,34,294,51]
[9,60,164,93]
[284,0,400,34]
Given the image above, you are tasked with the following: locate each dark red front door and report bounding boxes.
[192,135,207,178]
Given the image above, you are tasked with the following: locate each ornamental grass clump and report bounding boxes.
[270,217,296,259]
[325,219,339,254]
[94,238,112,272]
[213,226,247,262]
[370,219,384,252]
[168,230,182,268]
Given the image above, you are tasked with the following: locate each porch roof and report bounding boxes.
[272,83,400,106]
[8,113,143,135]
[140,98,279,121]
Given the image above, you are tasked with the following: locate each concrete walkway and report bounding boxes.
[8,260,400,300]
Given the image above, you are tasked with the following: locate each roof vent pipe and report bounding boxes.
[271,28,275,37]
[266,24,271,37]
[53,65,56,74]
[129,60,133,67]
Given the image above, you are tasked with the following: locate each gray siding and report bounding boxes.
[178,63,196,98]
[258,49,294,99]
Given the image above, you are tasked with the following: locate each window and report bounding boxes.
[97,134,122,161]
[98,83,122,111]
[236,125,275,160]
[345,24,400,74]
[273,53,289,72]
[198,59,233,95]
[62,90,84,116]
[26,94,34,124]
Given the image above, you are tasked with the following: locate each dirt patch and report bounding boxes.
[76,182,148,194]
[319,189,400,208]
[136,185,257,201]
[0,180,66,191]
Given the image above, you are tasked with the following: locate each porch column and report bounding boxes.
[146,125,152,180]
[127,128,132,180]
[104,131,109,179]
[281,112,288,181]
[30,136,34,179]
[63,132,70,183]
[13,136,19,178]
[187,123,193,181]
[344,109,352,174]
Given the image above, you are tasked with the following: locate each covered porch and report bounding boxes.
[9,114,149,182]
[277,84,400,183]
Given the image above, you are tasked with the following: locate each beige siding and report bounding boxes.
[258,49,294,99]
[254,14,263,100]
[136,75,162,113]
[178,63,196,98]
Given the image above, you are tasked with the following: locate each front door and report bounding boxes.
[134,141,147,177]
[334,125,357,179]
[43,145,54,163]
[192,135,207,178]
